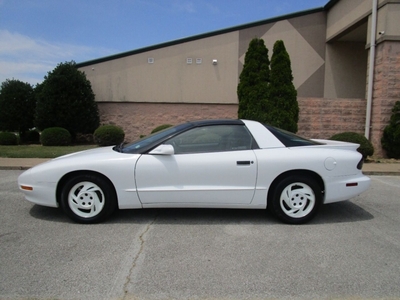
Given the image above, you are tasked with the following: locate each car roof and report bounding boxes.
[187,119,244,127]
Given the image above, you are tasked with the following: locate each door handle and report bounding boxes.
[236,161,253,165]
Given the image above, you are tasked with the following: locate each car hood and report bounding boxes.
[53,146,118,161]
[24,146,140,178]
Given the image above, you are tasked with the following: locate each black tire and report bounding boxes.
[60,174,117,224]
[270,175,322,224]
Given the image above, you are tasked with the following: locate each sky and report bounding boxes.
[0,0,328,86]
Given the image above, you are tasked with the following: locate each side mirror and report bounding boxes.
[149,144,175,155]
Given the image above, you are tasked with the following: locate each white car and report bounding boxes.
[18,119,370,224]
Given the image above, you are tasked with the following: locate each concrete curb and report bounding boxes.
[363,171,400,176]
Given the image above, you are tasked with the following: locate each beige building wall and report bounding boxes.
[239,17,325,95]
[324,42,368,98]
[231,11,327,98]
[373,1,400,45]
[326,0,386,42]
[80,11,329,105]
[80,32,240,104]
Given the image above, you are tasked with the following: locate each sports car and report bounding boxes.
[18,119,370,224]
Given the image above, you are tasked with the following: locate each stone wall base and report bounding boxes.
[98,98,386,156]
[297,97,366,138]
[370,41,400,158]
[97,102,238,140]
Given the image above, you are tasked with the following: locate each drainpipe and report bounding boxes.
[365,0,378,139]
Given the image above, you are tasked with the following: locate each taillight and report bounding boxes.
[357,157,364,170]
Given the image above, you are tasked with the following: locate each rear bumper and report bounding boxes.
[324,174,371,204]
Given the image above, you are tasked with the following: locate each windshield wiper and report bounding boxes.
[115,142,126,153]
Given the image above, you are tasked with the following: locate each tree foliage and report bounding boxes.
[381,101,400,158]
[0,79,35,134]
[35,61,100,138]
[266,40,299,133]
[237,38,270,122]
[237,39,298,133]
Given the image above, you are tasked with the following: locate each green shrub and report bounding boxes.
[94,125,125,146]
[0,132,18,145]
[381,101,400,158]
[20,129,40,144]
[329,132,374,160]
[151,124,173,134]
[40,127,71,146]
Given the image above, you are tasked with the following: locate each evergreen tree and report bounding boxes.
[0,79,35,135]
[35,61,100,138]
[381,101,400,158]
[266,40,299,133]
[237,38,270,122]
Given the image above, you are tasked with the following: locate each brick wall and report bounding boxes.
[370,41,400,157]
[98,98,368,148]
[297,97,366,139]
[97,102,238,140]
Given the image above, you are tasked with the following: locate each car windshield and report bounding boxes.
[264,125,324,147]
[116,123,191,154]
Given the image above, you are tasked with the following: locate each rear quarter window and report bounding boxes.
[264,125,324,147]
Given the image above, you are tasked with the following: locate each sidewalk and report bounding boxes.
[0,157,399,175]
[0,158,49,170]
[362,162,400,175]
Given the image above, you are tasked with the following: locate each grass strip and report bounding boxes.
[0,145,98,158]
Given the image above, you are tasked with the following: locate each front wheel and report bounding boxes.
[270,176,322,224]
[60,174,117,223]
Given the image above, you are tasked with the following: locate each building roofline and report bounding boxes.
[76,7,325,68]
[324,0,340,10]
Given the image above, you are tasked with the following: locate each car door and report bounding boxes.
[135,124,257,206]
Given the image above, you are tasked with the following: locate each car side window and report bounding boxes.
[165,125,253,154]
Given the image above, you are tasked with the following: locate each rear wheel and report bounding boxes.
[60,174,116,223]
[270,175,322,224]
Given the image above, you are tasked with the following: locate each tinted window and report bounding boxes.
[165,125,255,154]
[264,125,324,147]
[119,123,190,154]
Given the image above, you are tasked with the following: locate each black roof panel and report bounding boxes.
[188,119,244,127]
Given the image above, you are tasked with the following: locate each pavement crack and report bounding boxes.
[122,214,157,300]
[0,231,16,238]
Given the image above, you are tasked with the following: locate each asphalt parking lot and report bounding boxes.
[1,170,400,300]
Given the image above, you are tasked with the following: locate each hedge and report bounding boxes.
[329,132,374,160]
[94,125,125,146]
[0,132,18,145]
[40,127,71,146]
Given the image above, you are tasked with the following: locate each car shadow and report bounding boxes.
[29,200,374,225]
[113,208,276,225]
[311,200,374,224]
[29,205,70,223]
